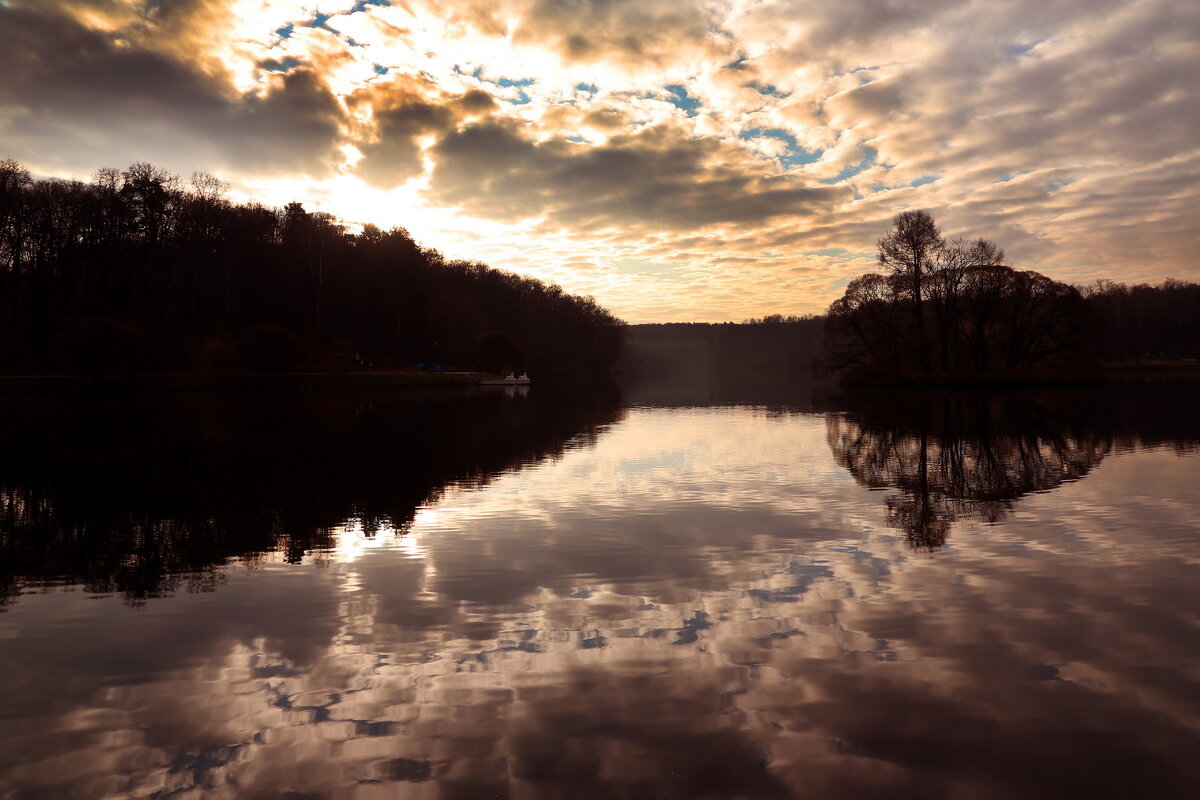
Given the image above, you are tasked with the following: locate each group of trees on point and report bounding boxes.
[827,210,1091,376]
[0,158,623,376]
[825,210,1200,378]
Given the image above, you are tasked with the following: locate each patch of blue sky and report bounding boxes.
[306,12,332,29]
[352,0,391,12]
[452,71,537,103]
[1045,177,1077,193]
[992,170,1029,184]
[827,65,881,83]
[819,147,877,184]
[664,85,701,116]
[808,248,849,258]
[746,81,788,98]
[566,136,587,143]
[910,174,939,187]
[493,79,536,105]
[1003,38,1044,58]
[575,83,598,95]
[740,127,823,168]
[275,23,294,39]
[373,64,389,75]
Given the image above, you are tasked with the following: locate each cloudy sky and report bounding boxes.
[1,0,1196,321]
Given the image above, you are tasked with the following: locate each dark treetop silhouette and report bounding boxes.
[0,158,622,376]
[825,211,1093,379]
[822,211,1200,381]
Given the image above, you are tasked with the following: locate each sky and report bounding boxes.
[1,0,1196,322]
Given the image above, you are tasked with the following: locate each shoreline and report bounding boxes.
[0,371,489,394]
[834,362,1200,389]
[2,362,1197,394]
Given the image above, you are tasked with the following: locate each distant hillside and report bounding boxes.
[621,316,825,377]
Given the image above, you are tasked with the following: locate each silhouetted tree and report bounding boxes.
[877,210,942,370]
[825,212,1093,379]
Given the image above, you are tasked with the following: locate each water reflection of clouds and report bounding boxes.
[2,408,1199,798]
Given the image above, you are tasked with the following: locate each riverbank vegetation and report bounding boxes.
[823,211,1199,383]
[0,159,622,377]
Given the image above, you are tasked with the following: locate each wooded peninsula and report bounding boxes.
[0,159,622,378]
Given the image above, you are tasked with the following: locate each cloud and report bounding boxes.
[0,0,347,176]
[348,79,500,188]
[1,0,1196,321]
[428,119,848,230]
[513,0,723,69]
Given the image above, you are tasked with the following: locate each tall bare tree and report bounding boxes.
[877,210,942,370]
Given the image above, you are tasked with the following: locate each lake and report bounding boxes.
[2,380,1198,799]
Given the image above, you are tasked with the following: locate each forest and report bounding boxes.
[823,210,1200,380]
[0,159,623,376]
[2,159,1194,382]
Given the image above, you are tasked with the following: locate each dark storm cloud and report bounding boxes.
[2,0,1194,320]
[583,106,631,130]
[514,0,718,66]
[0,1,346,176]
[428,120,849,230]
[352,83,496,188]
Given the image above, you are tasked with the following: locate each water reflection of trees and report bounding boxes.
[0,387,623,607]
[827,384,1200,549]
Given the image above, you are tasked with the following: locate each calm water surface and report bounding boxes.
[2,382,1199,799]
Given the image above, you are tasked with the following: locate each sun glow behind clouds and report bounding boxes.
[1,0,1197,321]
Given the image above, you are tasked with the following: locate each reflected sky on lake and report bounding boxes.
[2,388,1199,799]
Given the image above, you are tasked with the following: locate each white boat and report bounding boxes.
[478,372,531,386]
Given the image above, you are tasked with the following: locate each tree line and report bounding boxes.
[824,210,1199,379]
[622,315,825,377]
[0,159,623,375]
